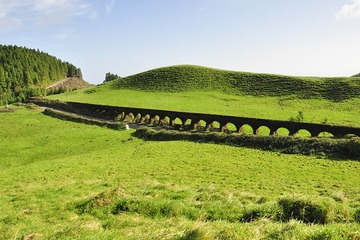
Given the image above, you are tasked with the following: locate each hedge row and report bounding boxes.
[133,128,360,160]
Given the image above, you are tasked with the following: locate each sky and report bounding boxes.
[1,0,360,84]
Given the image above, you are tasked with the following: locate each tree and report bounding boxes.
[104,72,120,83]
[0,44,83,103]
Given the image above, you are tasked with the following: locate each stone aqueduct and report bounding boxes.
[32,99,360,138]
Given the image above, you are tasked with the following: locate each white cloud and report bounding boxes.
[0,0,94,30]
[336,0,360,21]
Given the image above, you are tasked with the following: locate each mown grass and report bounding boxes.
[1,107,360,239]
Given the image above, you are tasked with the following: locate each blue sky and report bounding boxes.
[1,0,360,84]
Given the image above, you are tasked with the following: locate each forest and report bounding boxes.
[0,44,82,105]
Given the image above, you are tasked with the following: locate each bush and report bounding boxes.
[345,137,360,159]
[277,197,328,224]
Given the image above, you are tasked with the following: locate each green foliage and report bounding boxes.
[103,72,120,83]
[0,44,82,104]
[109,65,360,101]
[289,111,304,122]
[277,197,328,224]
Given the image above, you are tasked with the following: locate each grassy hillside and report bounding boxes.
[111,65,360,101]
[49,65,360,127]
[1,106,360,239]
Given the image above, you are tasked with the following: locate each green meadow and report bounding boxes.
[48,65,360,127]
[0,107,359,239]
[49,86,360,127]
[2,65,360,239]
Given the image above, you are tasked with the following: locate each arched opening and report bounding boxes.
[184,119,192,125]
[194,120,207,131]
[124,112,135,123]
[318,132,334,138]
[135,113,142,123]
[223,123,237,133]
[159,116,170,127]
[115,112,125,121]
[275,127,290,136]
[142,114,151,124]
[172,117,183,130]
[239,124,254,135]
[256,126,271,136]
[296,129,312,137]
[173,118,183,125]
[208,121,221,132]
[150,115,160,125]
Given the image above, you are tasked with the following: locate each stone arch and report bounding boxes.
[194,120,207,131]
[239,124,254,135]
[256,126,271,136]
[124,112,135,123]
[208,121,221,132]
[150,115,161,125]
[223,122,237,133]
[159,116,171,127]
[184,119,192,125]
[134,113,142,123]
[141,114,151,124]
[172,117,183,130]
[295,129,312,137]
[318,132,334,138]
[275,127,290,136]
[173,117,183,125]
[115,112,125,121]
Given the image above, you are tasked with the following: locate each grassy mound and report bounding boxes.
[111,65,360,101]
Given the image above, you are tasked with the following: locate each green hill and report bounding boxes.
[0,45,85,104]
[111,65,360,101]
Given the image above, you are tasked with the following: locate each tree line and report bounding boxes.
[0,44,82,105]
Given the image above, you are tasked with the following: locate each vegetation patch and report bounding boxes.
[76,185,358,226]
[133,128,360,160]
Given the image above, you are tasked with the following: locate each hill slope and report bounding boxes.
[111,65,360,101]
[0,45,85,104]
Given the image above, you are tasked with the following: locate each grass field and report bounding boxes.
[1,106,360,239]
[49,86,360,127]
[3,65,360,239]
[47,65,360,127]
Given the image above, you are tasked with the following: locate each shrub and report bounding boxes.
[289,111,304,122]
[345,137,360,159]
[277,197,328,224]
